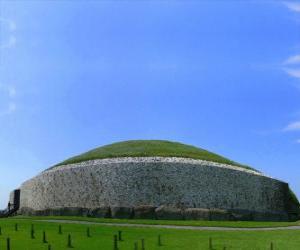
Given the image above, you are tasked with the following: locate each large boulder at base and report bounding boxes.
[184,208,210,220]
[59,207,89,216]
[134,205,156,219]
[209,209,231,221]
[288,213,300,222]
[155,206,184,220]
[19,207,34,216]
[89,207,111,218]
[47,209,63,216]
[34,209,52,216]
[111,207,133,219]
[229,209,253,221]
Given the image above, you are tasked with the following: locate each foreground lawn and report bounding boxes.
[0,218,300,249]
[17,215,300,228]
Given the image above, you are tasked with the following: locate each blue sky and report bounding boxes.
[0,1,300,208]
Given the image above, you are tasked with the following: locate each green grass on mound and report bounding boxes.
[1,218,300,249]
[54,140,255,171]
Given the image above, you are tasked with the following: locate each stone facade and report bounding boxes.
[18,157,298,221]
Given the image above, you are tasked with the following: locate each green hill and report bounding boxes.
[54,140,256,171]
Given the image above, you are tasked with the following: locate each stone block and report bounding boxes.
[34,209,50,216]
[155,206,184,220]
[90,207,111,218]
[19,207,35,216]
[60,207,87,216]
[111,207,133,219]
[209,209,230,221]
[229,209,253,221]
[134,205,156,219]
[48,209,62,216]
[184,208,210,220]
[288,213,300,222]
[252,211,289,222]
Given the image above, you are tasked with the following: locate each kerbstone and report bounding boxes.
[184,208,210,220]
[155,206,184,220]
[209,209,231,221]
[89,207,111,218]
[111,207,133,219]
[134,205,156,219]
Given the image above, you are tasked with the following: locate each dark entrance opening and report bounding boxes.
[13,189,21,211]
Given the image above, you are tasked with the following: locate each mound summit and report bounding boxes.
[6,140,300,221]
[55,140,254,170]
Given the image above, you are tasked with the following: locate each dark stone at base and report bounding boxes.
[111,207,133,219]
[89,207,111,218]
[134,205,156,219]
[26,207,89,217]
[33,210,46,216]
[47,209,62,216]
[252,212,289,222]
[19,207,35,216]
[184,208,210,220]
[155,206,184,220]
[209,209,231,221]
[59,207,89,216]
[18,205,294,222]
[230,212,253,221]
[288,213,300,222]
[229,209,253,221]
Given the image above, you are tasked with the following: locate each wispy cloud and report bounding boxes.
[283,121,300,131]
[7,102,16,114]
[0,35,16,49]
[283,68,300,78]
[8,86,16,98]
[284,55,300,65]
[296,139,300,143]
[0,17,16,31]
[282,54,300,79]
[8,21,16,32]
[0,18,17,49]
[284,2,300,12]
[282,3,300,78]
[0,84,17,117]
[0,102,17,117]
[0,17,18,115]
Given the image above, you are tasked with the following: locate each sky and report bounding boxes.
[0,1,300,209]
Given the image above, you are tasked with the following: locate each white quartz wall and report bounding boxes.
[19,157,289,214]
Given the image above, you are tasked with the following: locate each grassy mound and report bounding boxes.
[54,140,255,170]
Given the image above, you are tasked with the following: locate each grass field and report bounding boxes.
[1,218,300,250]
[17,216,300,228]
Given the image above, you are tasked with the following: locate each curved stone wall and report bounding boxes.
[19,157,294,221]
